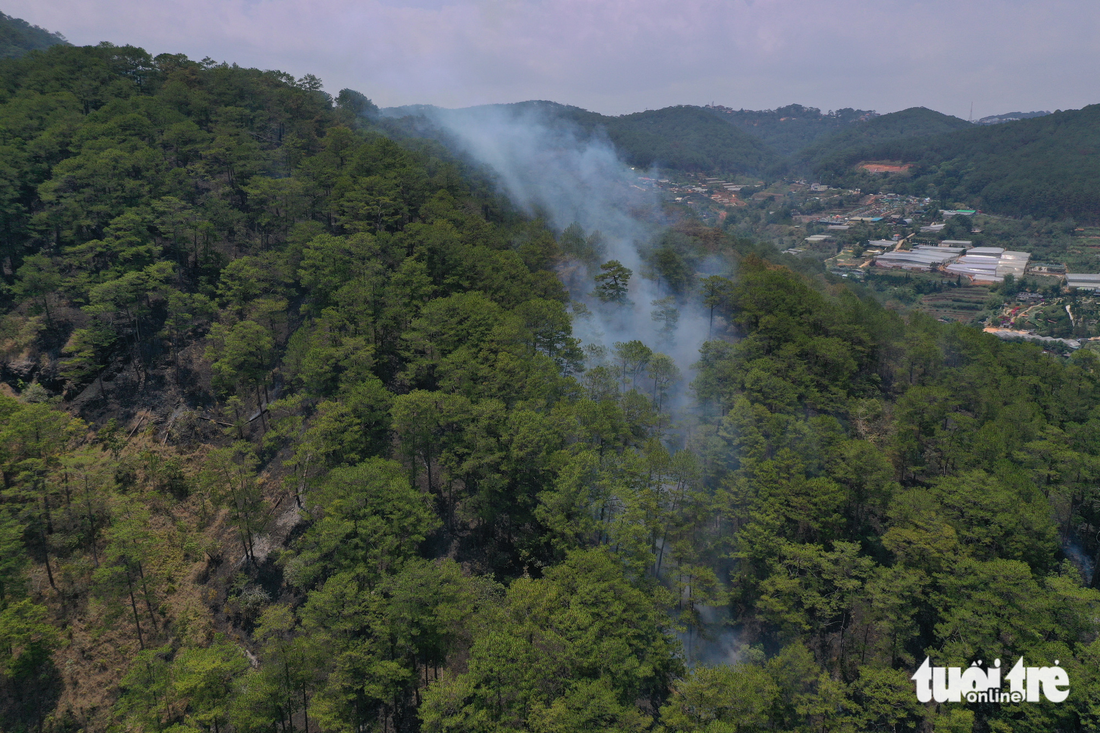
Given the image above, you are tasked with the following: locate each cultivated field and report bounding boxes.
[918,287,991,322]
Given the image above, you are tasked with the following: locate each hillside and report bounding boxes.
[816,104,1100,222]
[708,103,877,158]
[6,41,1100,733]
[601,105,780,174]
[0,11,67,58]
[796,106,972,171]
[385,100,1100,223]
[385,101,781,176]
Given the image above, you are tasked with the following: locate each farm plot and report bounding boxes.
[918,287,991,322]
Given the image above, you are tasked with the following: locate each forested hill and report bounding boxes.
[0,11,68,59]
[385,101,781,175]
[814,104,1100,223]
[600,105,780,174]
[795,106,972,170]
[708,103,878,158]
[7,41,1100,733]
[387,99,1100,224]
[386,103,966,178]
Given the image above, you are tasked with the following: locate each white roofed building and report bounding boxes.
[1066,274,1100,291]
[943,247,1030,283]
[874,246,961,271]
[997,251,1031,280]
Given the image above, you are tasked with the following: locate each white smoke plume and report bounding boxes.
[678,604,743,668]
[408,103,733,663]
[407,103,714,377]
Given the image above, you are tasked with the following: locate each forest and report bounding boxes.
[794,107,973,173]
[0,11,67,60]
[383,101,783,178]
[3,40,1100,733]
[810,105,1100,224]
[710,105,877,159]
[384,99,1100,226]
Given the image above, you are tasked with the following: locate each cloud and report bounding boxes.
[6,0,1098,117]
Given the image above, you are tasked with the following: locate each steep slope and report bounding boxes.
[6,41,1100,733]
[0,11,67,59]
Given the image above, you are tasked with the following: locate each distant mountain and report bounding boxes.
[0,11,67,59]
[600,105,779,175]
[796,107,972,171]
[382,99,1100,222]
[814,105,1100,222]
[383,100,607,135]
[383,101,780,176]
[706,103,878,158]
[976,111,1051,125]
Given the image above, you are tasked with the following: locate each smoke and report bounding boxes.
[412,103,715,378]
[423,104,649,248]
[411,103,736,666]
[1063,538,1094,584]
[677,604,743,668]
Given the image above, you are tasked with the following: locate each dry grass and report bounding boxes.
[22,401,301,730]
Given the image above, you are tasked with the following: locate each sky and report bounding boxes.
[8,0,1100,119]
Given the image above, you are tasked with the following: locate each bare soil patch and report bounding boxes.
[859,162,912,174]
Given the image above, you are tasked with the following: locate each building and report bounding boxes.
[997,251,1031,280]
[943,247,1031,283]
[1066,274,1100,291]
[874,245,963,271]
[984,328,1080,350]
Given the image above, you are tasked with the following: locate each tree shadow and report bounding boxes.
[0,641,63,733]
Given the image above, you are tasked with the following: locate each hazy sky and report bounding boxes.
[8,0,1099,118]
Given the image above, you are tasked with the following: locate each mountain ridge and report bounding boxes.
[0,10,68,59]
[383,100,1098,221]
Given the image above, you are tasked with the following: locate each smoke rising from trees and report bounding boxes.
[419,104,714,376]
